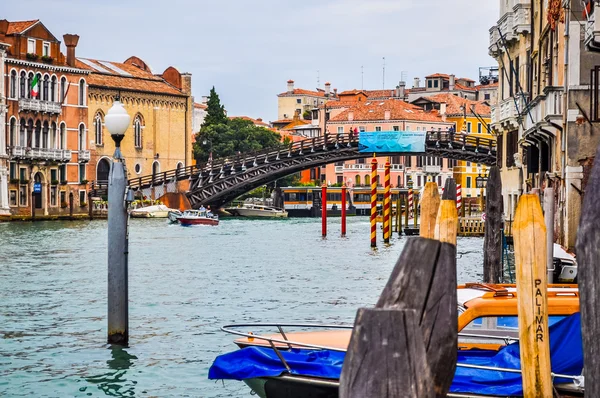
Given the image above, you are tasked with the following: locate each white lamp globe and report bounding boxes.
[105,100,131,138]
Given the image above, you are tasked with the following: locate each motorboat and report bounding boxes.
[224,203,288,218]
[167,209,182,224]
[130,204,173,218]
[173,209,219,226]
[209,283,583,398]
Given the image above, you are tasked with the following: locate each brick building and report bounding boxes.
[1,20,90,216]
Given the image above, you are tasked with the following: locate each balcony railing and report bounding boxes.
[78,150,91,162]
[512,3,530,34]
[18,98,62,114]
[342,163,404,171]
[423,165,441,173]
[524,87,564,131]
[9,146,71,162]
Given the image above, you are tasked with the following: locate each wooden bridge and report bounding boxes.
[123,131,496,209]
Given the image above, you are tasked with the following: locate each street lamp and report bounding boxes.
[475,165,488,213]
[105,98,131,346]
[202,138,213,163]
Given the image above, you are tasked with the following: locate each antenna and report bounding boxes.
[401,71,407,83]
[317,70,320,88]
[361,66,364,90]
[382,57,386,89]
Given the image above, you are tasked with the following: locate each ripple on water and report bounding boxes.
[0,218,484,397]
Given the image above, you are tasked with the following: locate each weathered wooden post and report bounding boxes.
[543,188,554,283]
[413,194,419,228]
[513,194,552,397]
[88,192,93,220]
[436,178,458,245]
[105,99,131,345]
[383,159,391,243]
[396,194,402,235]
[370,157,377,248]
[483,166,503,283]
[341,183,346,237]
[420,181,440,239]
[69,192,74,219]
[321,183,327,237]
[576,143,600,397]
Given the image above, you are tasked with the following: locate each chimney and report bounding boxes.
[201,95,208,104]
[257,118,263,122]
[333,88,338,97]
[399,81,406,98]
[413,77,420,88]
[440,102,447,121]
[325,82,331,97]
[395,86,400,98]
[384,110,391,120]
[287,79,294,93]
[348,112,354,121]
[63,34,80,67]
[449,74,456,91]
[0,20,8,36]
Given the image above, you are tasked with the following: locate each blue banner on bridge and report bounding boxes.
[358,131,427,154]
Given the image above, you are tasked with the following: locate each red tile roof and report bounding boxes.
[278,88,326,97]
[194,102,207,109]
[229,116,270,127]
[6,20,39,35]
[454,83,477,92]
[338,89,367,96]
[330,99,444,122]
[476,82,499,90]
[425,73,450,79]
[75,57,184,96]
[458,77,475,82]
[426,93,491,117]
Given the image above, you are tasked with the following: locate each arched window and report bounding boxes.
[355,175,361,187]
[152,161,160,177]
[50,122,57,149]
[42,74,49,101]
[42,121,49,149]
[34,73,42,99]
[19,118,26,147]
[50,76,57,102]
[78,79,85,106]
[60,77,68,103]
[9,118,16,147]
[365,175,370,186]
[19,71,26,98]
[27,119,34,147]
[94,112,103,146]
[133,116,143,148]
[10,70,17,98]
[176,162,184,177]
[27,72,34,99]
[34,121,41,148]
[59,123,66,149]
[78,124,86,150]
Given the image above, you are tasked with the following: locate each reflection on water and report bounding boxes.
[0,218,484,396]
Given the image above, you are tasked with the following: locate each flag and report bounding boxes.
[30,74,39,98]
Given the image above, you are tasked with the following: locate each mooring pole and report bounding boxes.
[420,181,440,239]
[105,99,131,346]
[69,192,74,220]
[397,195,403,236]
[543,188,554,283]
[370,156,377,248]
[341,183,347,237]
[31,191,35,220]
[413,195,419,228]
[383,159,391,243]
[321,183,327,237]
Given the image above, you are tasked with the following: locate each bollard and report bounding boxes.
[341,183,347,237]
[370,157,377,248]
[321,184,327,237]
[408,188,414,220]
[69,192,74,220]
[383,160,391,243]
[420,182,440,239]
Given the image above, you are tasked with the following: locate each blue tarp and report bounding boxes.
[209,313,582,396]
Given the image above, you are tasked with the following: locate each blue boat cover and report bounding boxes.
[209,313,582,396]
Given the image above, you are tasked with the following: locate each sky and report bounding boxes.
[4,0,499,121]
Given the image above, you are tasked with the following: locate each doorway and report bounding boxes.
[97,158,110,182]
[33,172,43,209]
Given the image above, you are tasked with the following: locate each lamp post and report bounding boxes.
[105,97,131,345]
[476,166,488,213]
[202,138,213,163]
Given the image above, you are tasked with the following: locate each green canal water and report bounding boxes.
[0,218,485,397]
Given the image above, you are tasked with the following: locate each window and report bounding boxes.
[134,116,143,148]
[467,122,472,133]
[60,77,68,103]
[9,163,16,180]
[60,191,66,207]
[135,164,142,174]
[42,122,49,149]
[94,113,103,146]
[19,185,27,206]
[19,167,27,182]
[405,156,412,167]
[393,126,399,131]
[477,123,482,134]
[9,118,16,147]
[50,122,57,149]
[365,175,370,186]
[355,175,361,186]
[50,169,57,183]
[50,76,57,102]
[19,71,26,98]
[43,75,49,101]
[78,79,85,106]
[359,126,365,132]
[27,72,33,99]
[10,70,17,98]
[296,98,302,104]
[79,190,86,204]
[9,190,17,206]
[506,130,518,167]
[434,80,439,88]
[337,126,343,134]
[375,126,382,132]
[427,80,433,88]
[497,134,504,168]
[43,42,50,57]
[79,163,86,183]
[484,93,490,100]
[59,123,66,149]
[27,39,36,53]
[50,186,57,206]
[417,175,422,187]
[466,176,472,188]
[78,124,86,150]
[59,165,66,182]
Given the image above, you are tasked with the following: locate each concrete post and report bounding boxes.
[107,152,129,345]
[544,188,555,283]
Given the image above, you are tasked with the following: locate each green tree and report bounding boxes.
[204,86,227,126]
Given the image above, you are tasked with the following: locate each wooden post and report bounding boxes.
[396,195,401,235]
[543,188,554,283]
[69,192,74,220]
[436,178,458,246]
[413,195,418,228]
[383,160,391,243]
[375,237,458,396]
[461,199,466,218]
[31,191,35,220]
[513,194,552,398]
[370,157,377,248]
[576,143,600,397]
[483,166,503,283]
[88,192,93,220]
[419,182,440,239]
[340,308,434,398]
[321,184,327,237]
[341,183,347,237]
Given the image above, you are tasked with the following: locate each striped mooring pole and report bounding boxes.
[370,156,378,248]
[456,184,462,213]
[408,187,414,220]
[383,159,391,243]
[321,183,327,237]
[341,183,347,237]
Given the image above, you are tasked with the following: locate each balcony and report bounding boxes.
[512,3,531,34]
[9,146,72,162]
[523,87,563,133]
[498,12,516,43]
[423,165,441,174]
[18,98,62,114]
[344,164,369,171]
[78,150,91,162]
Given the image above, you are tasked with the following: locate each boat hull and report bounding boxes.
[178,217,219,226]
[227,208,288,218]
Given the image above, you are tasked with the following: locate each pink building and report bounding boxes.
[313,98,455,190]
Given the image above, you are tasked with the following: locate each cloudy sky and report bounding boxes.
[4,0,499,121]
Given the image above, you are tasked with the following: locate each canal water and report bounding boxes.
[0,217,485,397]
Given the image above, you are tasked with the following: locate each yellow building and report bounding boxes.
[276,79,334,123]
[412,93,493,200]
[76,56,193,184]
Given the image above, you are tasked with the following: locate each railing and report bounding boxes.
[498,11,516,42]
[334,166,343,173]
[78,150,91,162]
[9,146,72,162]
[523,87,563,131]
[512,2,530,34]
[423,164,441,173]
[458,217,485,236]
[18,98,62,114]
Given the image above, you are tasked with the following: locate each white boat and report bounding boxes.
[130,204,173,218]
[225,203,288,218]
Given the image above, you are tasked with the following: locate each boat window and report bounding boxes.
[297,193,307,201]
[463,315,566,332]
